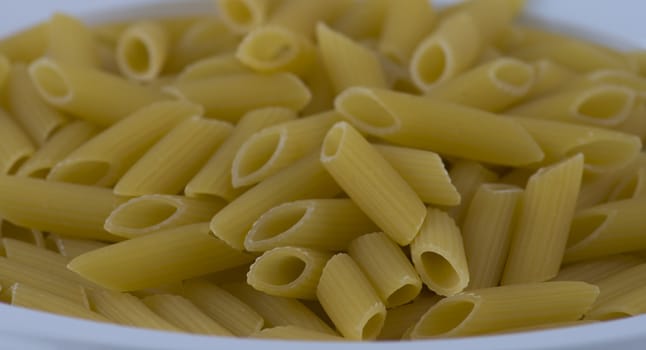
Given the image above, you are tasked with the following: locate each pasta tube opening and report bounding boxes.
[414,298,476,337]
[248,205,308,243]
[48,160,111,186]
[566,213,608,249]
[566,140,637,173]
[413,41,448,88]
[387,284,423,309]
[362,312,386,340]
[334,88,398,135]
[236,26,310,73]
[232,129,285,187]
[28,59,72,103]
[219,0,261,32]
[491,58,535,94]
[122,37,150,75]
[249,253,307,286]
[321,122,345,160]
[419,251,461,293]
[572,86,635,125]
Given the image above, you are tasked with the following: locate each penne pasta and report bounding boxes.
[0,175,119,241]
[216,0,276,33]
[553,254,643,284]
[321,122,425,246]
[565,197,646,262]
[411,208,469,296]
[236,26,315,76]
[317,253,386,340]
[515,117,642,174]
[502,155,584,284]
[378,0,435,64]
[409,281,599,338]
[331,0,387,40]
[114,117,232,196]
[16,121,99,179]
[245,198,378,252]
[267,0,351,38]
[316,22,387,94]
[247,246,332,300]
[462,184,523,289]
[375,144,460,206]
[378,294,441,340]
[210,152,340,250]
[87,289,179,331]
[586,285,646,321]
[253,325,342,341]
[428,57,535,112]
[47,13,99,68]
[116,21,169,81]
[335,87,545,166]
[142,294,233,336]
[589,263,646,312]
[105,195,225,239]
[223,282,335,334]
[176,53,250,82]
[185,107,296,201]
[0,108,35,175]
[28,58,165,126]
[8,64,69,146]
[68,223,254,291]
[48,101,201,187]
[11,283,107,322]
[0,23,47,62]
[445,160,499,224]
[232,111,340,187]
[168,73,310,121]
[182,279,264,337]
[349,232,422,307]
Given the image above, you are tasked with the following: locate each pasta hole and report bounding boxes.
[567,214,607,248]
[420,252,460,290]
[6,155,28,175]
[30,61,71,100]
[123,37,151,75]
[415,299,474,336]
[493,61,533,91]
[109,200,178,230]
[336,92,396,131]
[50,161,111,186]
[322,124,345,159]
[243,30,295,63]
[576,89,632,120]
[361,312,385,340]
[253,254,307,286]
[386,283,420,307]
[222,0,253,26]
[234,131,282,182]
[253,206,308,241]
[415,43,447,86]
[566,140,638,172]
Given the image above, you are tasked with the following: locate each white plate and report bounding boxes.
[1,1,646,349]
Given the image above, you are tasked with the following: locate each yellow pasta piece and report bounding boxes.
[565,197,646,262]
[46,234,108,259]
[502,154,584,284]
[510,84,637,127]
[445,160,499,224]
[68,223,253,291]
[168,73,310,121]
[0,175,119,241]
[87,289,178,331]
[236,26,315,76]
[142,294,233,336]
[410,281,599,338]
[182,279,264,337]
[186,107,296,201]
[428,57,535,112]
[105,195,224,238]
[515,117,642,174]
[253,325,342,341]
[232,111,340,187]
[223,282,335,334]
[210,152,340,250]
[116,21,169,81]
[176,53,250,82]
[16,121,99,179]
[216,0,277,33]
[375,144,460,206]
[411,208,469,296]
[588,263,646,313]
[247,246,332,300]
[321,122,425,246]
[553,254,643,284]
[460,0,524,42]
[462,184,523,289]
[378,0,435,64]
[0,108,35,175]
[335,87,544,166]
[28,58,165,126]
[48,101,201,187]
[0,23,47,62]
[317,22,387,94]
[332,0,387,40]
[586,285,646,321]
[524,59,577,100]
[11,283,107,322]
[47,13,99,68]
[378,294,441,340]
[268,0,351,38]
[300,50,336,114]
[608,157,646,201]
[317,253,386,340]
[245,198,378,252]
[114,117,232,196]
[349,232,422,307]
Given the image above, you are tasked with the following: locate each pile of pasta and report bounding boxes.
[1,0,646,342]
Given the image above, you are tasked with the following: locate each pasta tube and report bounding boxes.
[0,108,35,175]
